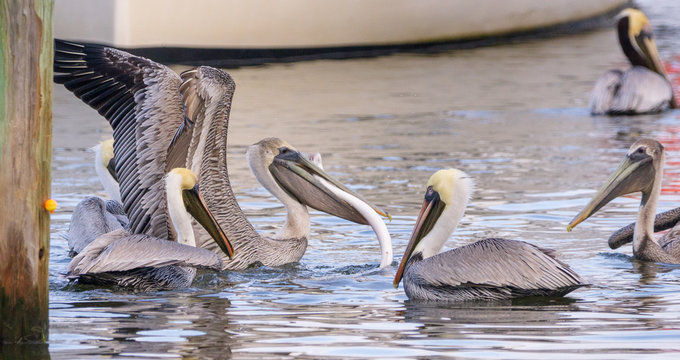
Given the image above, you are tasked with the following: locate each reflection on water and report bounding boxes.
[32,0,680,358]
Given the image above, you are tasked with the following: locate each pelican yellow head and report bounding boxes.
[170,167,198,191]
[618,8,649,37]
[100,139,115,168]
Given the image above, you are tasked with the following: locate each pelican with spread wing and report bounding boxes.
[54,40,392,271]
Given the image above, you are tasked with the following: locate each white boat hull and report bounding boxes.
[55,0,627,49]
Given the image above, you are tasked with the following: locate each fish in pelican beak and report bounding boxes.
[269,145,390,224]
[246,137,392,268]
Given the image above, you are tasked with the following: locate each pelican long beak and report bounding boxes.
[567,155,653,232]
[393,189,445,288]
[183,184,235,259]
[269,149,390,224]
[635,26,669,79]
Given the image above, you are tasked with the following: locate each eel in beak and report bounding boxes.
[270,148,393,268]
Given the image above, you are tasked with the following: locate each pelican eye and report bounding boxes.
[424,186,438,202]
[278,147,291,155]
[629,146,650,161]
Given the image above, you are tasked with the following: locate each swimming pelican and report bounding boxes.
[67,168,235,290]
[393,169,585,301]
[568,139,680,263]
[590,8,676,115]
[54,40,391,270]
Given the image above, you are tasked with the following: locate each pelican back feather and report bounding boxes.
[403,238,586,301]
[590,67,672,115]
[67,197,126,256]
[67,229,223,276]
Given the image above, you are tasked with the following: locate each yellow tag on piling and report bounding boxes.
[44,199,57,214]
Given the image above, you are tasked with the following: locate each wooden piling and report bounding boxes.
[0,0,53,344]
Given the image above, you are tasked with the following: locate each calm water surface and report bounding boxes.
[33,1,680,358]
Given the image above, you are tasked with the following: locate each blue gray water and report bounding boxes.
[36,0,680,358]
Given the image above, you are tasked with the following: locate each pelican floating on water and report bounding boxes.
[54,40,391,270]
[568,139,680,264]
[393,169,585,301]
[590,8,676,115]
[67,168,235,290]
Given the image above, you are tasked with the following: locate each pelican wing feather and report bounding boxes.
[590,70,623,115]
[67,197,126,256]
[67,229,223,276]
[54,40,184,239]
[405,238,585,300]
[608,207,680,249]
[609,67,673,114]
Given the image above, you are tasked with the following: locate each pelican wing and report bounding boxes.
[67,230,223,275]
[608,207,680,249]
[661,232,680,259]
[409,238,584,298]
[54,40,183,239]
[67,197,126,256]
[590,70,623,115]
[105,199,130,228]
[609,67,673,114]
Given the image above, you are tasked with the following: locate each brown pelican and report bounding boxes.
[54,40,391,271]
[79,137,393,268]
[568,139,680,263]
[590,8,676,115]
[221,137,392,269]
[67,168,235,290]
[393,169,585,301]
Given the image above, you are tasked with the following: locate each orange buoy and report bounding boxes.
[44,199,57,214]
